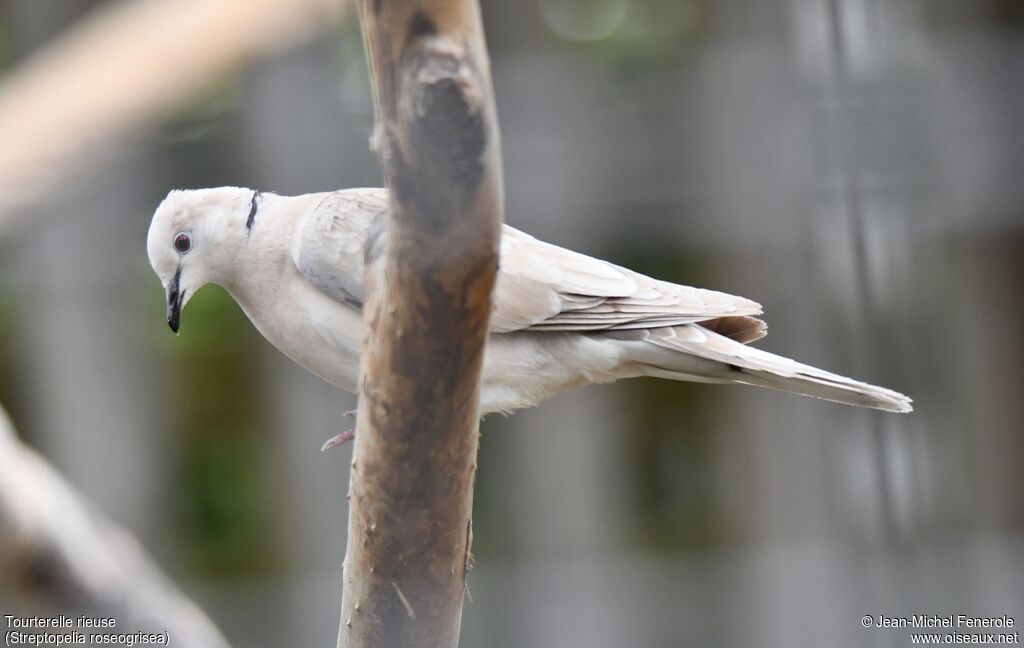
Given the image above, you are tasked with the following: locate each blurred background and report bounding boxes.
[0,0,1022,646]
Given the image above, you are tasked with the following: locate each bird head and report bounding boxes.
[147,186,258,333]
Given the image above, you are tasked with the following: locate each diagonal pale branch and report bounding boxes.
[0,406,231,648]
[338,1,503,647]
[0,0,347,228]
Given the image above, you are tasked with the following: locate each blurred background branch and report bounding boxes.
[0,404,230,647]
[0,0,347,228]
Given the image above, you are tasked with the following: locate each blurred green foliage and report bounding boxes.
[0,3,8,72]
[623,377,723,549]
[335,12,367,72]
[158,284,282,579]
[611,220,728,550]
[155,79,244,147]
[0,248,33,440]
[538,0,710,69]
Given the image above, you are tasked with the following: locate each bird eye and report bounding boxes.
[173,232,192,254]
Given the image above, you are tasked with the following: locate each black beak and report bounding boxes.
[167,267,183,334]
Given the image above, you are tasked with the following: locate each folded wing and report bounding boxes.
[491,227,764,335]
[293,189,765,339]
[291,189,386,307]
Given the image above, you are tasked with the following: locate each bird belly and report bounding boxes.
[233,276,629,412]
[480,332,627,414]
[231,279,363,393]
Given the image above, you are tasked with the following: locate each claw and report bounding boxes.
[321,428,355,452]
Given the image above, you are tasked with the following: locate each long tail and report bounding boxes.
[611,323,913,413]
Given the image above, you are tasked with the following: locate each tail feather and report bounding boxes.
[613,324,913,413]
[700,315,768,344]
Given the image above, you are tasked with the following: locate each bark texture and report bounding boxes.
[338,1,503,647]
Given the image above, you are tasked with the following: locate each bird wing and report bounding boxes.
[291,189,387,307]
[490,227,762,333]
[293,188,763,332]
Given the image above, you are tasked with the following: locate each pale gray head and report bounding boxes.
[147,186,259,333]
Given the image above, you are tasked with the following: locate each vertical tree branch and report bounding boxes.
[339,1,503,647]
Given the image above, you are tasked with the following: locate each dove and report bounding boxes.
[146,186,912,420]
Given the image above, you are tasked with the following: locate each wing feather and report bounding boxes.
[293,189,764,334]
[291,189,387,306]
[491,227,762,333]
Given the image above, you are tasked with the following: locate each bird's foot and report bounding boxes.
[321,409,359,452]
[321,428,355,452]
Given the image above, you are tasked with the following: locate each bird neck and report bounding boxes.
[219,194,295,303]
